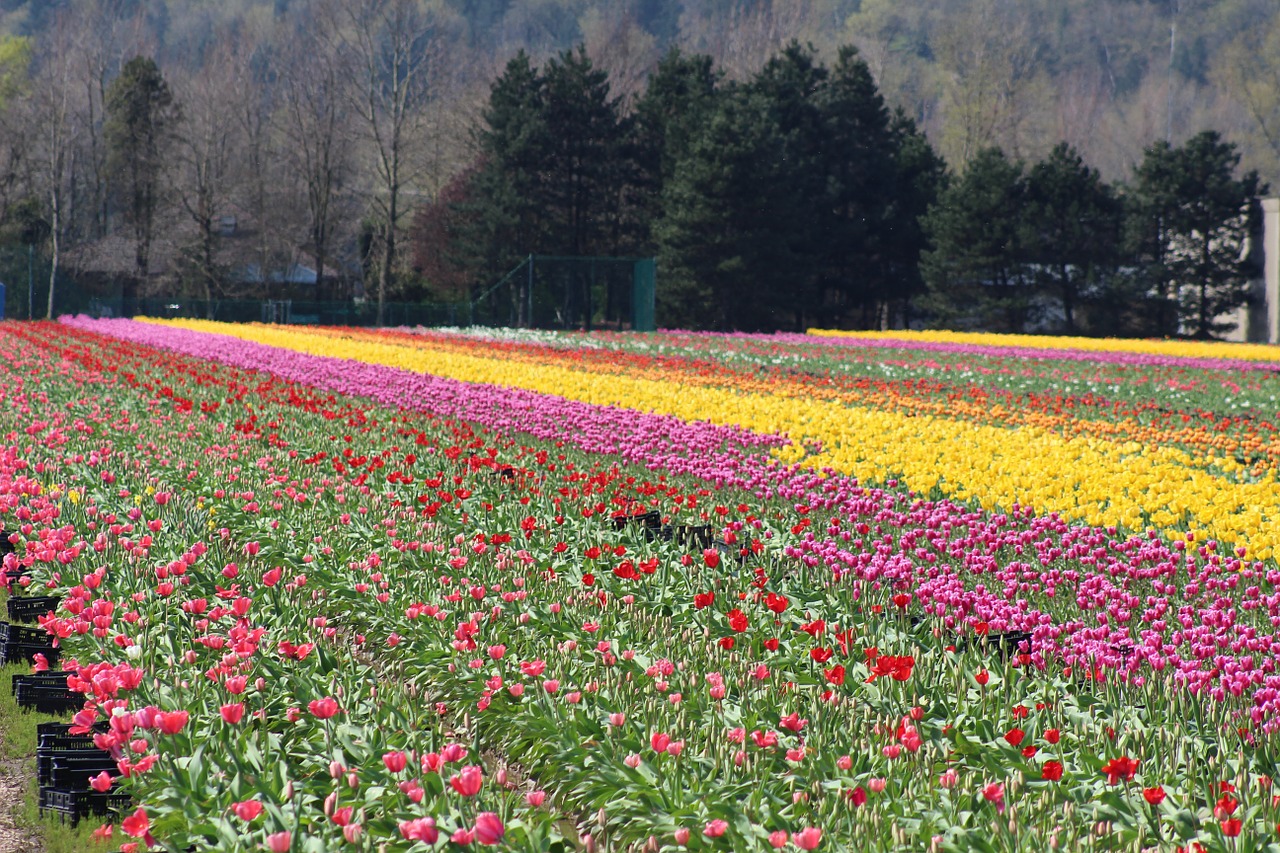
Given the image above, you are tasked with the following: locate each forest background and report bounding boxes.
[0,0,1277,336]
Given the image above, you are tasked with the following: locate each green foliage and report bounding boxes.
[1127,131,1266,339]
[538,46,626,256]
[1021,143,1124,334]
[0,33,30,108]
[0,195,49,248]
[921,148,1032,331]
[456,47,627,313]
[630,47,720,248]
[104,55,180,297]
[652,43,945,331]
[653,85,803,331]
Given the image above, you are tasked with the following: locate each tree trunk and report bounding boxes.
[46,188,60,320]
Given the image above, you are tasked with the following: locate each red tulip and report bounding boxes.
[1143,786,1166,805]
[155,710,189,735]
[220,703,245,724]
[779,712,806,732]
[232,799,263,821]
[382,751,407,773]
[89,771,113,793]
[1101,756,1140,785]
[703,819,728,838]
[308,697,339,719]
[121,808,149,838]
[474,812,504,845]
[449,765,484,797]
[399,817,438,843]
[1041,761,1063,781]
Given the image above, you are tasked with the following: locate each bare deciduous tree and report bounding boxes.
[277,7,352,300]
[329,0,437,324]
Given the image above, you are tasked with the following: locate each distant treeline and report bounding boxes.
[0,0,1272,335]
[419,43,1264,337]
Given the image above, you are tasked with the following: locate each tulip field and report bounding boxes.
[8,319,1280,852]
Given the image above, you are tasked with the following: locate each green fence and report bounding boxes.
[72,297,472,327]
[0,246,656,331]
[473,255,657,332]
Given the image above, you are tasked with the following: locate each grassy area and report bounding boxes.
[1,653,117,850]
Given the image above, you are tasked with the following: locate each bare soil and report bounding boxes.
[0,760,39,853]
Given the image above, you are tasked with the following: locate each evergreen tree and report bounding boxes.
[921,147,1032,331]
[454,51,547,322]
[1127,131,1264,339]
[747,42,827,327]
[1022,142,1122,334]
[812,45,895,326]
[882,110,948,327]
[539,46,625,256]
[105,55,179,314]
[630,48,719,250]
[653,86,801,331]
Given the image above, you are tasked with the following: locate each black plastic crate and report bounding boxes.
[39,786,130,825]
[12,671,72,691]
[0,621,53,644]
[7,596,60,623]
[2,641,60,666]
[15,686,80,715]
[38,730,102,751]
[13,674,79,713]
[36,721,108,746]
[672,524,713,550]
[43,754,118,789]
[612,510,663,531]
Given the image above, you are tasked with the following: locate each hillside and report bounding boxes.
[1,0,1278,184]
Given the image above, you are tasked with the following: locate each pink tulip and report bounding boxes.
[265,831,291,852]
[794,827,823,850]
[474,812,504,845]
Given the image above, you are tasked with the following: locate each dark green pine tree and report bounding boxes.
[812,45,895,327]
[882,109,948,327]
[1128,131,1265,339]
[539,46,625,257]
[653,87,802,331]
[452,51,547,322]
[104,55,179,315]
[1022,142,1123,334]
[629,48,719,251]
[746,42,827,328]
[921,147,1032,332]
